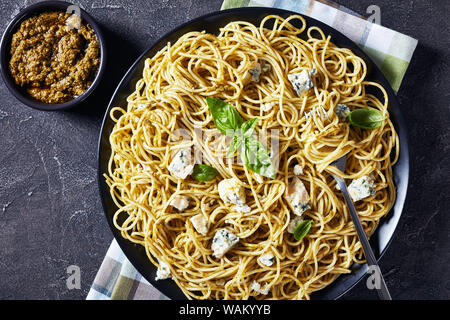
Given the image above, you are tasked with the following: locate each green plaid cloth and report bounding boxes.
[87,0,417,300]
[87,239,169,300]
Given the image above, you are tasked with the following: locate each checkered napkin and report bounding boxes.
[87,0,417,300]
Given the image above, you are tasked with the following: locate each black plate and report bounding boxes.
[97,7,409,300]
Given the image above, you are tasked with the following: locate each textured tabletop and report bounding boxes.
[0,0,449,300]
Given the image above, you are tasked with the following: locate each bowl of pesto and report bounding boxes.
[0,1,107,111]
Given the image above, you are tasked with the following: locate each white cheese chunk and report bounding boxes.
[335,103,350,120]
[261,102,275,112]
[218,178,250,213]
[285,177,310,216]
[288,68,315,96]
[249,62,262,82]
[258,253,275,267]
[167,149,194,179]
[287,215,304,234]
[155,259,171,281]
[211,228,239,258]
[190,214,208,236]
[242,61,262,85]
[136,103,148,110]
[348,175,376,202]
[293,164,303,176]
[170,195,190,211]
[235,204,251,213]
[250,281,270,295]
[215,279,226,286]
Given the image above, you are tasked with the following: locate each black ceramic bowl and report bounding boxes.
[98,7,409,300]
[0,1,107,111]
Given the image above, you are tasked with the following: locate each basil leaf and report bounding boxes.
[293,220,314,241]
[192,164,219,182]
[227,119,257,157]
[348,108,383,129]
[239,136,276,179]
[206,97,243,135]
[241,118,258,138]
[227,135,240,157]
[206,97,276,179]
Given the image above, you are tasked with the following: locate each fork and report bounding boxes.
[330,155,392,300]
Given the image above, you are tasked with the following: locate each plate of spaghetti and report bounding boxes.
[98,7,409,300]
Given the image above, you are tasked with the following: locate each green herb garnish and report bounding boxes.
[206,97,243,135]
[239,135,275,179]
[192,164,219,182]
[293,220,314,241]
[206,97,275,178]
[240,118,258,138]
[348,108,383,129]
[226,135,240,158]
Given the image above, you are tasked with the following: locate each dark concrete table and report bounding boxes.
[0,0,448,300]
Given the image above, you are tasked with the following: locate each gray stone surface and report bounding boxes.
[0,0,448,300]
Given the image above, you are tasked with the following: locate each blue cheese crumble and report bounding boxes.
[335,103,350,120]
[170,195,190,211]
[293,164,303,176]
[155,259,171,281]
[218,178,250,213]
[245,62,270,84]
[258,253,275,267]
[348,175,376,202]
[211,228,239,258]
[261,101,275,112]
[242,61,262,84]
[288,68,316,96]
[285,177,310,216]
[251,281,270,295]
[287,215,304,234]
[190,213,208,236]
[248,62,262,82]
[167,149,194,179]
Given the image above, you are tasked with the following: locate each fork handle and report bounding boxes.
[335,178,392,300]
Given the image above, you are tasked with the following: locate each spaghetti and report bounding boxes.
[105,15,399,300]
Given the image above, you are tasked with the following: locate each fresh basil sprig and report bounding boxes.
[239,136,275,179]
[240,118,258,138]
[206,97,243,135]
[293,220,314,241]
[192,164,219,182]
[206,97,275,179]
[348,108,383,129]
[227,135,240,157]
